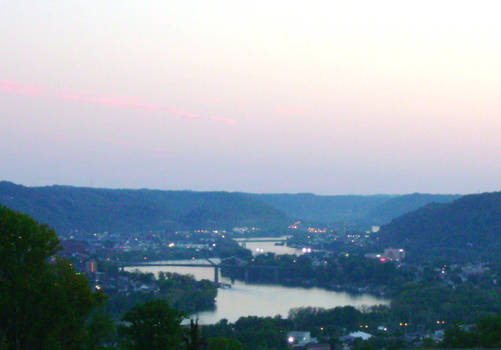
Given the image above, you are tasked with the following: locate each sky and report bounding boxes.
[1,0,500,194]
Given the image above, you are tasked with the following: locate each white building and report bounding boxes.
[347,331,373,341]
[287,331,318,347]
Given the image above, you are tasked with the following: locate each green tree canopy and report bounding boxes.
[207,337,244,350]
[184,319,206,350]
[0,206,103,350]
[121,299,186,350]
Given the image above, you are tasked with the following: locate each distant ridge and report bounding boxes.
[0,181,289,234]
[366,193,461,224]
[0,181,460,235]
[377,191,501,262]
[246,192,459,225]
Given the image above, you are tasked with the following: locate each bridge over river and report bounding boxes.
[124,258,282,284]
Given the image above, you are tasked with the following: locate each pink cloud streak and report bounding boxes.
[0,79,236,125]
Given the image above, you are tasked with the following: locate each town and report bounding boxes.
[55,219,500,349]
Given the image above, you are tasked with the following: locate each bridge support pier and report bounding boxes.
[274,268,279,284]
[244,268,249,283]
[214,266,219,284]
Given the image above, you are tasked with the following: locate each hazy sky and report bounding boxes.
[1,1,500,194]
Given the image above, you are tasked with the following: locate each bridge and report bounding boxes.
[234,238,287,243]
[234,237,288,249]
[124,258,281,285]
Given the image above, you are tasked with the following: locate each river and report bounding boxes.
[233,236,303,256]
[126,259,389,324]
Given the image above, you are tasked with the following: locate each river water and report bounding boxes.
[233,236,303,256]
[126,248,389,324]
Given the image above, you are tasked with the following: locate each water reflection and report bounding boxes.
[233,236,304,256]
[126,262,389,324]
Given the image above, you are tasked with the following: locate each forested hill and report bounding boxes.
[0,181,460,235]
[366,193,461,224]
[247,192,459,225]
[377,191,501,262]
[0,181,289,234]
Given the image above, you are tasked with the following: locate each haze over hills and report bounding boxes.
[365,193,461,225]
[247,193,459,226]
[0,181,460,236]
[377,191,501,263]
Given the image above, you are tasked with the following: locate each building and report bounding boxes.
[85,259,97,274]
[383,248,405,261]
[287,331,318,347]
[340,331,373,343]
[287,331,311,344]
[348,331,372,340]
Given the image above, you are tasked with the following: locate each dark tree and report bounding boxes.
[184,319,206,350]
[84,308,115,350]
[121,299,186,350]
[207,337,244,350]
[476,316,501,348]
[0,206,103,350]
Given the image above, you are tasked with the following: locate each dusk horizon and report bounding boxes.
[3,2,501,348]
[2,1,500,195]
[1,179,475,197]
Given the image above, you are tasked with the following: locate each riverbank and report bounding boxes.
[127,262,389,324]
[221,272,390,298]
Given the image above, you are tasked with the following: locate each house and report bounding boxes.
[287,331,311,344]
[287,331,318,347]
[432,329,444,342]
[347,331,372,341]
[340,331,373,343]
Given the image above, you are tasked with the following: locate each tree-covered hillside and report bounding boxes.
[377,191,501,262]
[0,181,289,234]
[0,181,461,236]
[366,193,460,224]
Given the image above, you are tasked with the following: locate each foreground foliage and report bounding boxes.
[120,299,185,350]
[0,206,104,350]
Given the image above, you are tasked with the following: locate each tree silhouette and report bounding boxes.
[0,205,104,349]
[121,299,186,350]
[184,319,207,350]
